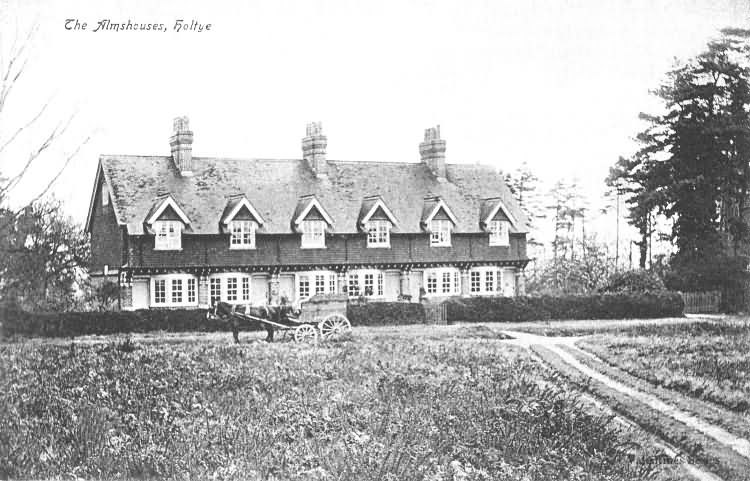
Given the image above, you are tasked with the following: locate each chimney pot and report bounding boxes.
[302,121,328,178]
[170,116,194,177]
[420,125,446,180]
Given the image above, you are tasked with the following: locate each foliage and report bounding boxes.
[663,253,749,293]
[347,302,425,326]
[503,162,545,239]
[581,321,750,413]
[0,330,676,480]
[445,292,684,324]
[609,29,750,269]
[1,301,429,338]
[599,270,666,294]
[546,179,588,262]
[527,237,612,295]
[0,198,89,311]
[0,305,247,338]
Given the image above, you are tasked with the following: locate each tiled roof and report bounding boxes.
[99,155,529,236]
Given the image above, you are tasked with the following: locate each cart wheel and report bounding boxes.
[319,314,352,339]
[294,324,318,344]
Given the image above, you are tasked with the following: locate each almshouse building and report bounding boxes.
[85,117,530,310]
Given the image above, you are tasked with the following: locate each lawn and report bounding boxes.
[578,320,750,413]
[0,325,676,480]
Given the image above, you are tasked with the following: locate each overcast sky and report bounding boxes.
[1,0,748,232]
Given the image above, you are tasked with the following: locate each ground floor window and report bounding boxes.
[296,271,337,301]
[347,269,385,298]
[151,274,198,307]
[469,266,503,295]
[423,267,460,296]
[209,273,252,304]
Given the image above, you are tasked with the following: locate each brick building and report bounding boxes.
[85,117,530,310]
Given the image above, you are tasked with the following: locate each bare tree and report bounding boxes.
[0,23,90,213]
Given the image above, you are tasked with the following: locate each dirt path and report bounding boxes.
[503,330,748,481]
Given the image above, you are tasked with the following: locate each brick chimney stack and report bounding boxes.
[302,121,328,178]
[420,125,446,181]
[170,116,194,177]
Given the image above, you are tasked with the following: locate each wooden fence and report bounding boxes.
[680,291,721,314]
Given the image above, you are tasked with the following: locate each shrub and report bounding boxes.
[599,269,666,294]
[445,292,684,323]
[347,302,425,326]
[0,305,242,338]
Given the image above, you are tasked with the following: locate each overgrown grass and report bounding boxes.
[579,320,750,413]
[1,329,674,480]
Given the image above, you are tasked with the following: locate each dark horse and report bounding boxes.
[210,301,296,343]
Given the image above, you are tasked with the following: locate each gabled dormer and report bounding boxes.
[358,195,397,248]
[480,197,517,246]
[292,195,334,248]
[145,193,191,250]
[220,194,265,249]
[421,196,458,247]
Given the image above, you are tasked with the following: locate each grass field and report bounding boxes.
[0,325,678,480]
[578,320,750,413]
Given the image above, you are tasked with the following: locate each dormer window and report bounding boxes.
[155,221,182,250]
[430,219,452,246]
[489,220,509,246]
[366,220,390,247]
[301,220,326,248]
[230,220,256,249]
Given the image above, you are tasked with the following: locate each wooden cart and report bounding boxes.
[208,294,351,343]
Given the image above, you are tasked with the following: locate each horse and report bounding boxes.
[210,301,297,343]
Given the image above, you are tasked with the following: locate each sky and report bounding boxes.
[0,0,748,250]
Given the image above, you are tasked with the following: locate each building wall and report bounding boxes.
[89,176,123,274]
[127,232,527,268]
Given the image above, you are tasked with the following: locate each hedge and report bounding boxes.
[346,302,426,326]
[445,292,684,323]
[0,304,246,338]
[0,301,426,338]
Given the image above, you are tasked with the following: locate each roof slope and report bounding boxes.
[99,155,529,235]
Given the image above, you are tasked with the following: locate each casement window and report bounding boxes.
[301,220,326,248]
[469,267,502,295]
[187,278,196,303]
[102,183,110,206]
[347,270,384,298]
[210,278,222,305]
[489,220,509,246]
[423,268,460,296]
[209,273,252,304]
[430,220,452,246]
[296,271,337,301]
[366,220,391,247]
[151,274,198,307]
[154,221,182,250]
[230,220,256,249]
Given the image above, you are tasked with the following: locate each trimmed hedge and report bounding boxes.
[0,301,426,338]
[445,292,684,323]
[0,304,247,338]
[347,302,426,326]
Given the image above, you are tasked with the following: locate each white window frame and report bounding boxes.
[150,274,198,307]
[296,271,337,302]
[366,220,391,248]
[154,220,182,250]
[208,273,253,305]
[469,266,502,295]
[422,267,460,297]
[489,220,509,246]
[347,269,385,298]
[229,220,256,249]
[430,219,452,247]
[301,220,326,248]
[102,183,110,206]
